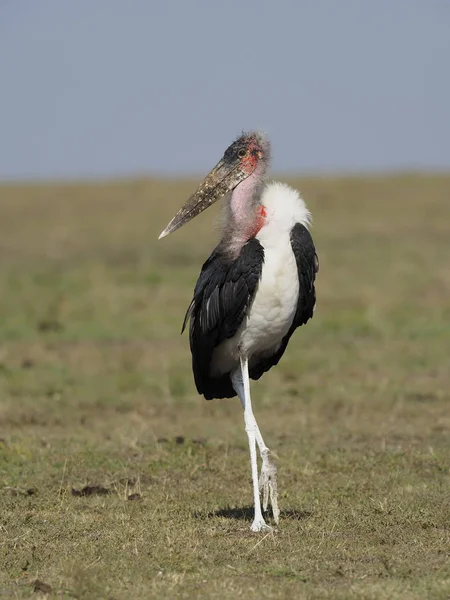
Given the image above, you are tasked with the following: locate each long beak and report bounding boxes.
[158,159,247,239]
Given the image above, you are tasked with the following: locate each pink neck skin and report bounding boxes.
[225,163,266,255]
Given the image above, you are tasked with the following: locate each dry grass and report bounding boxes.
[0,174,449,599]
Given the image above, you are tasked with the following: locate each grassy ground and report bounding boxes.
[0,174,449,599]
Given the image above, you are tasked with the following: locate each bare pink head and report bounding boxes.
[159,131,271,239]
[223,131,271,177]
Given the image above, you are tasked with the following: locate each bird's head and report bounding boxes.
[159,132,270,239]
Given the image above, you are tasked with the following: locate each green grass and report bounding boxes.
[0,174,449,599]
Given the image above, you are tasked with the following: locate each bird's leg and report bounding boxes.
[258,447,279,525]
[232,356,276,532]
[240,402,279,526]
[232,369,279,525]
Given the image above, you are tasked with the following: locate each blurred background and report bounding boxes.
[1,0,450,179]
[1,3,450,597]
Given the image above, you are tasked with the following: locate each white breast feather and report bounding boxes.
[259,181,312,232]
[210,182,310,376]
[240,182,308,356]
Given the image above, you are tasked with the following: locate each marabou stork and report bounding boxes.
[159,132,318,532]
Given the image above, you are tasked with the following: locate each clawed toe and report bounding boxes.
[250,518,272,532]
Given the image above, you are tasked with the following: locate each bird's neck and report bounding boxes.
[223,167,266,257]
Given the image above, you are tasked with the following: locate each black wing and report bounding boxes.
[289,222,319,327]
[183,239,265,399]
[250,223,318,380]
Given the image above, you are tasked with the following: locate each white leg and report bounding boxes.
[258,448,279,524]
[232,362,279,525]
[231,355,278,531]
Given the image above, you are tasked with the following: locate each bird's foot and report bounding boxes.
[250,516,272,533]
[259,449,280,524]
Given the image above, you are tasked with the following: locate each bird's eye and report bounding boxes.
[238,149,246,158]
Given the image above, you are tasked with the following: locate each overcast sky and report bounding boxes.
[1,0,449,180]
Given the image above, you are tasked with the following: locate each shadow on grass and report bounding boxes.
[194,506,313,522]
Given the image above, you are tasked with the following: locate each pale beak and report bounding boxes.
[158,158,247,239]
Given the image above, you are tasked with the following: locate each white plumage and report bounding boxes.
[211,182,311,376]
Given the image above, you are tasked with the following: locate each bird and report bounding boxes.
[159,132,318,532]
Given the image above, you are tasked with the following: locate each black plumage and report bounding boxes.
[183,223,318,400]
[183,239,264,399]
